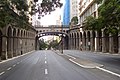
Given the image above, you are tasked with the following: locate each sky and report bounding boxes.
[36,0,65,25]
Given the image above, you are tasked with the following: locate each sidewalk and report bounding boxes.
[53,50,103,69]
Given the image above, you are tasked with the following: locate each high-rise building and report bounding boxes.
[62,0,70,26]
[70,0,79,22]
[79,0,98,26]
[56,15,62,25]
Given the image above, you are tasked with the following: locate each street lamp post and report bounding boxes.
[61,24,63,54]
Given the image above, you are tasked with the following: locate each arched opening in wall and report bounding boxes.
[72,33,74,49]
[69,34,72,49]
[7,27,12,58]
[0,30,2,58]
[13,28,16,57]
[64,35,69,49]
[98,31,102,52]
[83,32,86,50]
[87,31,90,50]
[20,30,23,55]
[104,29,109,52]
[17,29,20,55]
[80,32,82,50]
[77,33,79,49]
[74,33,77,49]
[112,28,118,53]
[92,31,96,51]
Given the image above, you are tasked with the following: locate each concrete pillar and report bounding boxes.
[90,32,94,51]
[7,37,13,58]
[1,36,8,60]
[95,31,100,52]
[102,31,106,52]
[82,37,85,51]
[13,37,17,57]
[109,34,114,53]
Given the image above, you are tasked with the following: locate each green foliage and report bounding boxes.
[95,0,103,4]
[39,39,48,50]
[48,40,59,49]
[0,0,31,28]
[71,16,78,25]
[32,0,63,19]
[84,0,120,35]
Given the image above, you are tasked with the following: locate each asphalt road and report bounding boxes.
[0,50,120,80]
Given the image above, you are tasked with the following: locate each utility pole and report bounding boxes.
[61,25,63,54]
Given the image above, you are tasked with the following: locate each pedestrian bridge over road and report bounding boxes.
[35,26,69,33]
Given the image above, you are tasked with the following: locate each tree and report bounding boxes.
[32,0,63,19]
[71,16,78,25]
[84,0,120,34]
[0,0,30,28]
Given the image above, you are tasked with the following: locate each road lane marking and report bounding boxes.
[45,57,46,60]
[96,67,120,77]
[45,69,48,74]
[13,64,16,67]
[66,54,76,59]
[7,67,12,71]
[0,71,5,76]
[17,62,20,64]
[45,61,47,64]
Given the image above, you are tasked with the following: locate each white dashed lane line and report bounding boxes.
[0,71,5,76]
[13,64,16,67]
[45,61,47,64]
[45,69,48,75]
[45,57,46,60]
[7,67,12,71]
[17,62,20,64]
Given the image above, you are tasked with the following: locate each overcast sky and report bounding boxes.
[37,0,65,25]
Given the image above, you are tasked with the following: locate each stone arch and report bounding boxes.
[83,31,86,50]
[13,28,17,57]
[103,29,109,52]
[74,33,77,49]
[7,27,13,58]
[87,31,91,50]
[21,30,23,37]
[23,30,25,37]
[0,30,2,59]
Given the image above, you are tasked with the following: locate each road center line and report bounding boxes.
[45,61,47,64]
[7,67,12,70]
[45,57,46,60]
[17,62,20,64]
[45,69,48,74]
[0,71,5,76]
[96,67,120,77]
[13,64,16,67]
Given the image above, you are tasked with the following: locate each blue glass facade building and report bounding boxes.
[62,0,70,26]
